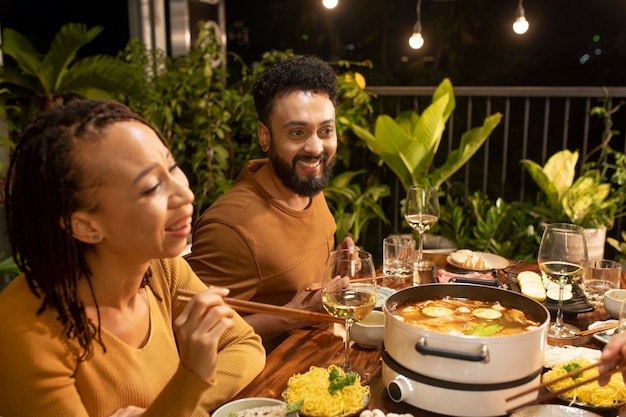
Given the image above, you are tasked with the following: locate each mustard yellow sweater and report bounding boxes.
[0,257,265,417]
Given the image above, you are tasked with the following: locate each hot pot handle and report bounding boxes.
[415,337,490,363]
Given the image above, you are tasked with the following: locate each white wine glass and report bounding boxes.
[404,184,440,271]
[321,249,377,376]
[538,223,588,339]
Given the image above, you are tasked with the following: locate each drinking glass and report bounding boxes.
[404,184,440,271]
[582,259,622,311]
[538,223,588,339]
[321,249,377,375]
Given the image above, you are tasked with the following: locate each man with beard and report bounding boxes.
[186,55,355,345]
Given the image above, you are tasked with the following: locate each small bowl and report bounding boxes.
[212,397,287,417]
[352,310,385,349]
[603,288,626,319]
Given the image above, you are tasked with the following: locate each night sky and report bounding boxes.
[1,0,625,86]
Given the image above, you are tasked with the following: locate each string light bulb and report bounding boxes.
[322,0,338,9]
[513,0,529,35]
[409,0,424,49]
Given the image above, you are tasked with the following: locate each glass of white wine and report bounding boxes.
[538,223,588,339]
[404,184,440,271]
[321,249,377,375]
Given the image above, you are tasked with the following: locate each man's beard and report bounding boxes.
[269,146,334,198]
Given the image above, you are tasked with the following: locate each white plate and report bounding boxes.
[446,251,509,271]
[589,319,618,345]
[376,286,395,308]
[510,404,602,417]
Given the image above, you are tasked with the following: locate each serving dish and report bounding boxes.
[587,319,618,345]
[212,397,292,417]
[551,390,626,417]
[446,251,509,271]
[282,388,369,417]
[507,271,593,318]
[510,404,602,417]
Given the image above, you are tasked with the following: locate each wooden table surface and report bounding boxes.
[234,254,626,417]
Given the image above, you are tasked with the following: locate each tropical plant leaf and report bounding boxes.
[429,113,502,189]
[520,159,561,211]
[543,149,577,199]
[350,78,501,192]
[41,23,104,93]
[1,27,41,76]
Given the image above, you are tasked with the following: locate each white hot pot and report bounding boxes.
[381,283,549,417]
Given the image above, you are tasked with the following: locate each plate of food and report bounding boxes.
[542,357,626,412]
[507,270,594,318]
[446,249,509,271]
[212,397,302,417]
[282,365,370,417]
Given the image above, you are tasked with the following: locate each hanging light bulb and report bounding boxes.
[513,0,529,34]
[408,0,424,49]
[409,30,424,49]
[322,0,338,9]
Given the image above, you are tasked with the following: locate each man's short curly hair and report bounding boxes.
[252,55,338,128]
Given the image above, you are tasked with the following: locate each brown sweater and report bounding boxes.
[186,159,336,305]
[0,257,265,417]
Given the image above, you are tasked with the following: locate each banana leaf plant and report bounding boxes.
[350,78,502,191]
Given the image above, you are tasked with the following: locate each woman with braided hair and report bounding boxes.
[0,99,265,416]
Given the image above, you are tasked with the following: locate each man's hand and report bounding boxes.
[336,235,357,251]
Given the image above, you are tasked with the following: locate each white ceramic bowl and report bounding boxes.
[352,310,385,349]
[603,288,626,319]
[212,397,287,417]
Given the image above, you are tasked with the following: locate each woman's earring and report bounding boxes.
[92,234,100,242]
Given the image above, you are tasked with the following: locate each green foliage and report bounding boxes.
[0,255,19,277]
[324,170,390,244]
[437,184,541,261]
[118,25,244,214]
[521,150,617,228]
[0,23,139,137]
[607,231,626,265]
[521,97,626,230]
[350,78,502,191]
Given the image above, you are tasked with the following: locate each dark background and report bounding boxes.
[1,0,625,87]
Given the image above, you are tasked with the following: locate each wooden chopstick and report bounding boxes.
[175,289,344,324]
[505,360,626,414]
[305,276,386,292]
[575,322,619,337]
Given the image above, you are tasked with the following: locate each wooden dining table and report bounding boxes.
[233,253,626,417]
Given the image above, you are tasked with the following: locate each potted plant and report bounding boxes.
[349,78,502,191]
[520,99,626,258]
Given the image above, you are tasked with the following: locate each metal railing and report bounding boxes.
[364,85,626,243]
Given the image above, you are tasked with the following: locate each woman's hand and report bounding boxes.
[599,331,626,385]
[174,287,234,383]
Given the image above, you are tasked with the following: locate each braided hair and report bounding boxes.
[4,99,167,360]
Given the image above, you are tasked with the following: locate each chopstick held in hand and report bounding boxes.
[176,289,344,324]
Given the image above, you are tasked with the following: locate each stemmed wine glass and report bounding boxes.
[538,223,588,339]
[321,249,377,376]
[404,184,440,271]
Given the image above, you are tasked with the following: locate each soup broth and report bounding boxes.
[392,296,540,337]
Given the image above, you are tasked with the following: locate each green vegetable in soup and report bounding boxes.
[468,323,504,336]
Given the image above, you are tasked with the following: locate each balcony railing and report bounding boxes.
[364,85,626,246]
